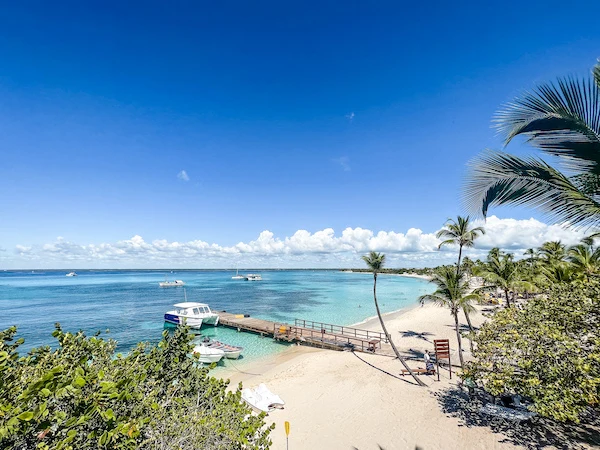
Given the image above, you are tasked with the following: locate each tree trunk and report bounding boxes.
[453,311,465,368]
[456,245,463,276]
[504,288,511,308]
[463,306,474,352]
[373,272,426,387]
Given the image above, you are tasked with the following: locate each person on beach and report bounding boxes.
[424,350,435,374]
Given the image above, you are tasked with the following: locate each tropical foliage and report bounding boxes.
[464,61,600,228]
[464,281,600,423]
[0,325,273,450]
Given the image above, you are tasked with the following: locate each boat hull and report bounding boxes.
[192,345,225,363]
[164,313,203,329]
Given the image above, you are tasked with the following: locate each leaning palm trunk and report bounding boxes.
[373,274,426,387]
[453,311,465,368]
[462,306,475,352]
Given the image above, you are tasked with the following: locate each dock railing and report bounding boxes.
[273,323,382,352]
[293,319,388,343]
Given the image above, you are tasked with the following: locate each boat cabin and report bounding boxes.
[174,302,213,316]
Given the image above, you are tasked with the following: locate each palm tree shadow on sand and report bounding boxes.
[435,388,600,449]
[399,330,435,342]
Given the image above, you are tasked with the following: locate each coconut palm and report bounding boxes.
[464,62,600,228]
[539,241,567,265]
[361,252,426,387]
[437,216,485,271]
[436,216,485,335]
[523,248,538,275]
[478,251,535,308]
[568,244,600,281]
[418,266,479,368]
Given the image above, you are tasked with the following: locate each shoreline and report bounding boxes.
[221,301,516,449]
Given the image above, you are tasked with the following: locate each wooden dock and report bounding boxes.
[217,312,391,354]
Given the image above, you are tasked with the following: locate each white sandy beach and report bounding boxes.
[220,303,527,450]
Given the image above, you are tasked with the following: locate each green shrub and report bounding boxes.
[0,325,273,449]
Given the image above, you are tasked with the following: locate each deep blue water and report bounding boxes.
[0,270,432,364]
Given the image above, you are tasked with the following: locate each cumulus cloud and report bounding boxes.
[177,170,190,182]
[8,216,588,269]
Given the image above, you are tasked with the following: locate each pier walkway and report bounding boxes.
[217,312,392,354]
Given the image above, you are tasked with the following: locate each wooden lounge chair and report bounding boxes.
[401,367,436,375]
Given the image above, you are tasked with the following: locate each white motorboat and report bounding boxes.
[232,268,245,280]
[66,272,77,277]
[159,277,185,287]
[245,274,262,281]
[192,343,225,364]
[164,301,219,328]
[197,337,243,359]
[241,383,285,413]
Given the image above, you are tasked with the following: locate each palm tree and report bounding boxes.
[436,216,485,335]
[437,216,486,271]
[478,251,535,308]
[523,248,538,276]
[418,266,479,368]
[361,252,426,387]
[568,244,600,282]
[464,62,600,228]
[539,241,567,265]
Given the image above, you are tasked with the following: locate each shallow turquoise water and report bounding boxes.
[0,270,432,365]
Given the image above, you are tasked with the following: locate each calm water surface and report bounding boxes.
[0,270,433,365]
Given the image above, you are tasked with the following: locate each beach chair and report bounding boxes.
[400,367,436,376]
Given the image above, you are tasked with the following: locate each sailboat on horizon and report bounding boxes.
[231,268,245,280]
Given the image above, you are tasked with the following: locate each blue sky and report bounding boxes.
[1,1,599,268]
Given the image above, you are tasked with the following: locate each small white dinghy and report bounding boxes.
[241,383,285,413]
[192,343,225,364]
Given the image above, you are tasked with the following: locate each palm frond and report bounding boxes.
[594,61,600,91]
[495,77,600,174]
[464,150,600,227]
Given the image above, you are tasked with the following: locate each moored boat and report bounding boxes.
[159,278,185,287]
[66,272,77,277]
[245,274,262,281]
[164,301,219,328]
[192,343,225,363]
[198,337,243,359]
[232,268,245,280]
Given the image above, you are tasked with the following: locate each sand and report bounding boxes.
[216,302,531,450]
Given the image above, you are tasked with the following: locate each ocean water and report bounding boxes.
[0,270,433,365]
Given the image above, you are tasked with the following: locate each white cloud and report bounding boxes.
[177,170,190,182]
[333,156,351,172]
[345,112,355,122]
[7,216,588,269]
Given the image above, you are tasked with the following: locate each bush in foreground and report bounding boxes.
[464,281,600,422]
[0,325,273,449]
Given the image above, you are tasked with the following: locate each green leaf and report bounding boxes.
[17,411,34,421]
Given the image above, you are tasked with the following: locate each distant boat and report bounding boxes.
[159,276,185,287]
[66,272,77,277]
[245,274,262,281]
[232,268,245,280]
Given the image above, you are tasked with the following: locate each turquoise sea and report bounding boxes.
[0,270,432,365]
